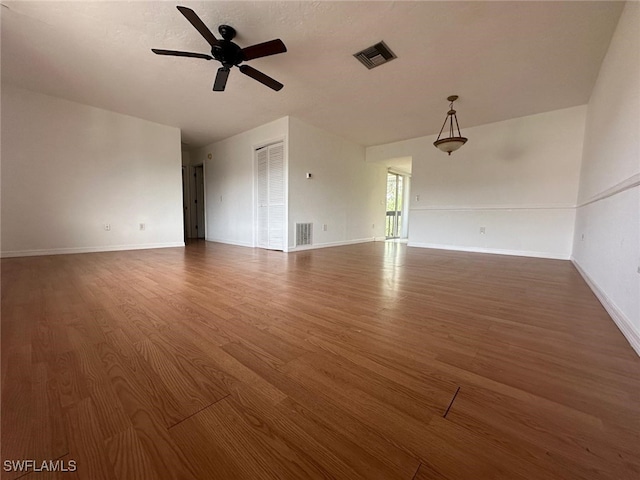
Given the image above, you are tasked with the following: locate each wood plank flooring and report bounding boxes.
[2,241,639,479]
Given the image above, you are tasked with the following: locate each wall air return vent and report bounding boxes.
[296,223,313,246]
[353,41,397,69]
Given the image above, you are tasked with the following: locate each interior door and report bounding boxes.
[267,143,285,250]
[182,166,189,241]
[194,165,205,239]
[257,148,269,248]
[256,142,285,251]
[188,165,206,239]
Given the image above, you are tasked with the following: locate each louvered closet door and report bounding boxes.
[267,143,285,250]
[256,148,269,248]
[255,142,285,251]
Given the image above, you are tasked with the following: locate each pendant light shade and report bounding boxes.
[434,95,468,155]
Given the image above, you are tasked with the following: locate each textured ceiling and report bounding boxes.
[1,1,624,148]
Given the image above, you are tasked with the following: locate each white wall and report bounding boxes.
[367,106,586,259]
[193,116,386,251]
[572,3,640,355]
[288,117,387,250]
[193,117,288,248]
[1,85,184,257]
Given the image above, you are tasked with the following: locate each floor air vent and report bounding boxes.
[353,41,397,69]
[296,223,313,246]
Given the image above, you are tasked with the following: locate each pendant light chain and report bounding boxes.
[449,98,455,138]
[454,108,462,137]
[436,115,449,142]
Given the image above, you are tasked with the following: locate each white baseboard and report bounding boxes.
[205,238,254,248]
[1,242,185,258]
[288,237,375,252]
[374,236,388,242]
[571,258,640,357]
[407,242,570,260]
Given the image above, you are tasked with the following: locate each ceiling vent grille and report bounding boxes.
[353,41,397,69]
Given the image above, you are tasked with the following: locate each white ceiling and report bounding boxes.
[1,1,624,149]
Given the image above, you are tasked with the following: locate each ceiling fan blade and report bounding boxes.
[176,6,220,48]
[239,65,283,91]
[241,39,287,61]
[213,67,230,91]
[152,49,213,60]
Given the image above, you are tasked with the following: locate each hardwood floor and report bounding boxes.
[2,241,639,479]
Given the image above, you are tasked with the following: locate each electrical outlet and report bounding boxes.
[104,224,111,231]
[322,224,327,231]
[416,194,420,202]
[480,226,486,234]
[139,223,145,231]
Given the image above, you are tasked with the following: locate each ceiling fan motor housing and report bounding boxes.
[212,40,243,67]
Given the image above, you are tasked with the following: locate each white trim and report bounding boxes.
[288,237,375,252]
[571,258,640,357]
[374,236,387,242]
[205,237,254,248]
[388,168,411,177]
[1,242,185,258]
[407,242,570,260]
[407,175,639,213]
[410,204,575,212]
[577,173,640,208]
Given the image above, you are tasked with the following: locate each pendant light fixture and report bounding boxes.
[433,95,468,155]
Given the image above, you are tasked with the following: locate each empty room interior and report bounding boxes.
[2,1,639,479]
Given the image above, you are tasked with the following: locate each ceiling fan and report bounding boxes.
[152,6,287,92]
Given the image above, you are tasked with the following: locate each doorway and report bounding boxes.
[182,164,205,240]
[181,167,189,242]
[386,172,405,239]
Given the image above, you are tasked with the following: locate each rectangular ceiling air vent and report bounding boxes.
[353,41,397,69]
